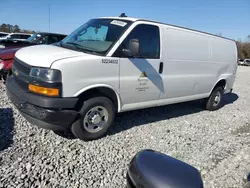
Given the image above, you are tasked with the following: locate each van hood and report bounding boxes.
[15,45,86,68]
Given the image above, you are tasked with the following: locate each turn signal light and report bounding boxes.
[28,84,59,97]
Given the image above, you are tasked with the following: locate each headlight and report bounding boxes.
[29,67,61,82]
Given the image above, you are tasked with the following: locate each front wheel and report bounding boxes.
[71,97,115,141]
[205,86,224,111]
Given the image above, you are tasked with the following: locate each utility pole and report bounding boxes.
[49,4,51,32]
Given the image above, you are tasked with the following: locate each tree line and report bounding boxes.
[0,23,35,34]
[237,35,250,59]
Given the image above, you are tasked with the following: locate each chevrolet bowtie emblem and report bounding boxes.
[14,69,19,76]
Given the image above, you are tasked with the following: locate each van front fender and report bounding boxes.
[73,84,122,112]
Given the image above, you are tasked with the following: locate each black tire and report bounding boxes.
[53,130,76,139]
[71,97,115,141]
[205,86,224,111]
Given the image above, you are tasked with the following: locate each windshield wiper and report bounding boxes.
[65,42,90,53]
[65,42,101,55]
[66,42,82,47]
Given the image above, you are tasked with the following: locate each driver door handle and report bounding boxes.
[159,62,163,74]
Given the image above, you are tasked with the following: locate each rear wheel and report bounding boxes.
[205,86,224,111]
[71,97,115,141]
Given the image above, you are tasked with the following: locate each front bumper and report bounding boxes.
[6,76,79,130]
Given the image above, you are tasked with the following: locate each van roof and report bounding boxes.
[99,17,139,22]
[99,16,235,42]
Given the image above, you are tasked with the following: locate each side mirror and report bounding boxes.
[122,39,140,57]
[127,150,204,188]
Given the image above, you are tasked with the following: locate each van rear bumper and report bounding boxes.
[6,76,78,130]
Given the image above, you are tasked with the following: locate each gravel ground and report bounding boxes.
[0,66,250,188]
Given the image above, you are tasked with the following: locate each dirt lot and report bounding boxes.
[0,66,250,188]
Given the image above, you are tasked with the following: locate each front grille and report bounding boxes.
[14,76,28,91]
[12,58,31,91]
[12,58,31,75]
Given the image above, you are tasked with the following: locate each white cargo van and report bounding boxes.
[6,15,238,141]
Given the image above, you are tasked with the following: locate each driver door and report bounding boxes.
[113,23,163,110]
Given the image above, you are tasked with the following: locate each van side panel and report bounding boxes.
[164,28,210,61]
[159,25,237,104]
[210,37,237,93]
[210,37,236,63]
[160,27,214,100]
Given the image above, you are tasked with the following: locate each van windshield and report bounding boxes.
[61,19,132,55]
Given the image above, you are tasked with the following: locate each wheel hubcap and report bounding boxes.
[89,114,101,124]
[213,91,221,107]
[83,106,108,133]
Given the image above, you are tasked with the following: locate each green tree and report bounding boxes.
[0,23,8,32]
[13,25,21,32]
[6,24,13,33]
